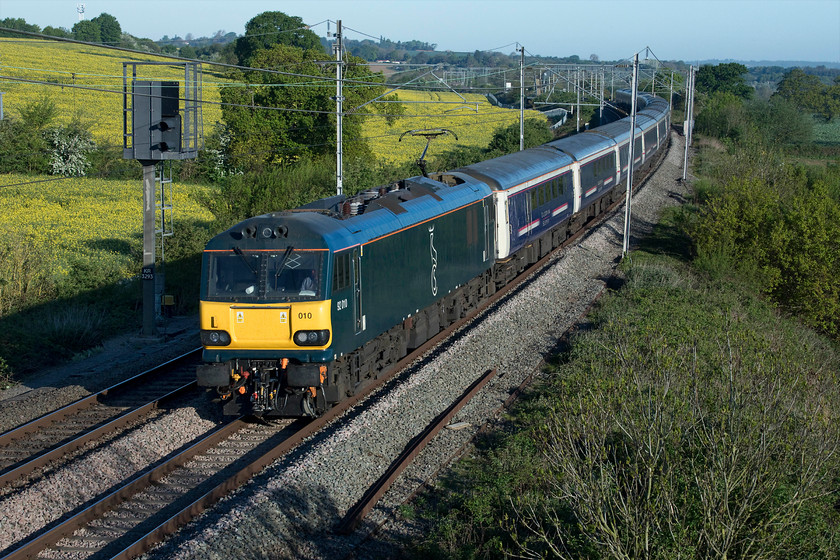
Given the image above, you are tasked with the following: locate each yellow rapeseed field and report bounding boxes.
[0,173,214,281]
[0,38,537,164]
[0,40,538,283]
[0,38,225,148]
[362,89,545,165]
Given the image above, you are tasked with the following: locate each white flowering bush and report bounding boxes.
[46,126,96,177]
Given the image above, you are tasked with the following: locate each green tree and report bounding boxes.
[179,45,197,59]
[42,26,71,38]
[746,97,812,145]
[773,68,824,110]
[696,91,747,141]
[220,43,383,174]
[773,68,840,122]
[0,96,57,174]
[233,11,323,65]
[696,62,753,99]
[0,17,40,37]
[91,13,121,45]
[825,77,840,120]
[486,118,554,155]
[72,19,100,43]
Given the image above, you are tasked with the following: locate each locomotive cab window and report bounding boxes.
[206,249,325,302]
[333,252,351,292]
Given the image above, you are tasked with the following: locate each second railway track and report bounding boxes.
[0,350,202,492]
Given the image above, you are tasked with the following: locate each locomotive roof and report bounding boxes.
[205,210,344,252]
[452,146,573,191]
[205,175,493,254]
[337,175,491,247]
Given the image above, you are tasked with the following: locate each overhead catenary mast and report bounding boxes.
[622,53,639,258]
[519,44,524,151]
[334,20,344,196]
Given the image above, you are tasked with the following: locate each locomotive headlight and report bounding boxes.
[201,330,231,346]
[293,330,330,347]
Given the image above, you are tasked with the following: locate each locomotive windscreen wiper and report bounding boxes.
[274,246,295,283]
[233,246,258,277]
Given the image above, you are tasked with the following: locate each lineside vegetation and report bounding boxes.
[0,174,215,374]
[405,64,840,559]
[407,243,840,559]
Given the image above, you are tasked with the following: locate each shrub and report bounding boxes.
[39,304,107,358]
[696,91,747,141]
[0,234,55,316]
[689,161,840,339]
[201,156,335,225]
[46,124,96,176]
[0,356,15,390]
[159,219,218,314]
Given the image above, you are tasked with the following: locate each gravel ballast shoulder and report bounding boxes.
[0,317,200,433]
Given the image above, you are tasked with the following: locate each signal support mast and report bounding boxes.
[122,61,203,337]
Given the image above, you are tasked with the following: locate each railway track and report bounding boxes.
[1,138,675,560]
[0,349,201,491]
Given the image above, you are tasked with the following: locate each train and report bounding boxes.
[196,90,671,417]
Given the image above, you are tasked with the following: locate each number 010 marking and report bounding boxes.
[298,312,312,319]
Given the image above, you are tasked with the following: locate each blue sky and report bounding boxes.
[1,0,838,63]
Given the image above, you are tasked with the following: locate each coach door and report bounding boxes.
[525,189,533,239]
[483,199,491,261]
[352,248,364,334]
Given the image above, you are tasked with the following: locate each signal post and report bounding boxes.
[122,62,202,337]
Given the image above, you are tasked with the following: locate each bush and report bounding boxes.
[696,91,747,142]
[0,234,55,316]
[200,156,335,225]
[39,303,107,357]
[485,117,554,155]
[159,219,218,314]
[46,124,96,176]
[690,158,840,339]
[86,145,141,180]
[746,97,812,146]
[0,117,50,174]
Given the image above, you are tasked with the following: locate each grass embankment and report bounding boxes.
[406,208,840,559]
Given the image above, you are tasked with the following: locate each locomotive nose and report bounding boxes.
[229,306,293,344]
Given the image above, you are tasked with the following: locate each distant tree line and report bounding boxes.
[0,14,120,44]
